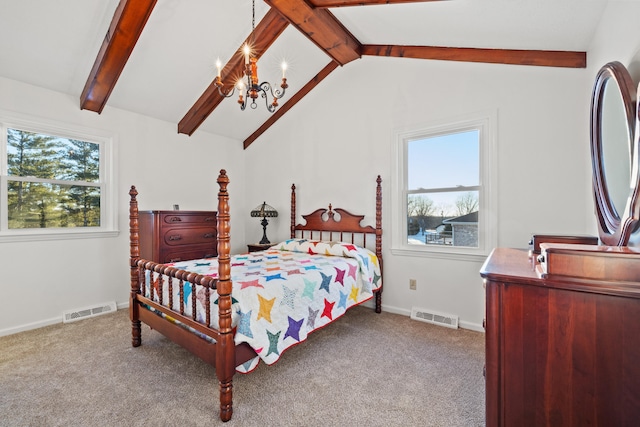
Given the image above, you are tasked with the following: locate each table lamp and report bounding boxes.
[250,201,278,244]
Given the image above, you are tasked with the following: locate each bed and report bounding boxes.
[128,170,383,422]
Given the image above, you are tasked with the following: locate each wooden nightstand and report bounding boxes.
[247,243,273,253]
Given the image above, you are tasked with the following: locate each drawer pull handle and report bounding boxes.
[169,217,182,222]
[169,257,182,262]
[168,235,182,241]
[204,253,216,258]
[205,217,215,222]
[203,233,215,239]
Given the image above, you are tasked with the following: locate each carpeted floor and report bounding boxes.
[0,306,485,426]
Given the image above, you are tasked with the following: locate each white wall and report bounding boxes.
[0,76,246,335]
[244,55,592,330]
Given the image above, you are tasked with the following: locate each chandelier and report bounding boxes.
[214,0,288,112]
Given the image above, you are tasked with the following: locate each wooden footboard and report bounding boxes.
[129,170,239,422]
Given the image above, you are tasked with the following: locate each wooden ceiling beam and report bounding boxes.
[244,61,340,149]
[310,0,444,7]
[178,9,289,136]
[362,45,587,68]
[80,0,157,113]
[265,0,362,65]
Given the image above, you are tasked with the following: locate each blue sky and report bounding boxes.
[408,129,479,216]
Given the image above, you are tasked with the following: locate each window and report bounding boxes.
[391,112,497,260]
[0,114,117,241]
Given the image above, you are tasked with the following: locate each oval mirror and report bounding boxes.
[590,61,640,245]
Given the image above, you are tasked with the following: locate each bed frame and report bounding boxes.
[128,170,382,422]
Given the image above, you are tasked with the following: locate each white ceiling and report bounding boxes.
[0,0,609,141]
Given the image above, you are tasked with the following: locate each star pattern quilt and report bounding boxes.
[145,239,382,373]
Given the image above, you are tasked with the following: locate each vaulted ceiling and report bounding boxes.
[0,1,608,148]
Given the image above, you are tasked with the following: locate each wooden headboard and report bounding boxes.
[288,176,383,303]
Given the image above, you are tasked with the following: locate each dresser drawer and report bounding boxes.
[163,226,217,247]
[161,212,216,226]
[162,247,217,264]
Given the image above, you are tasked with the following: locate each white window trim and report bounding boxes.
[0,111,119,242]
[391,111,498,261]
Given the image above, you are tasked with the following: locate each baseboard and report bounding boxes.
[0,316,60,337]
[381,304,411,317]
[459,320,484,332]
[0,300,129,337]
[381,304,484,333]
[1,301,484,337]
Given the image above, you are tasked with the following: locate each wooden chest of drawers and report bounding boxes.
[480,247,640,426]
[138,210,217,263]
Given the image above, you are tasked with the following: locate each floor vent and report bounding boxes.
[411,307,459,329]
[62,302,117,323]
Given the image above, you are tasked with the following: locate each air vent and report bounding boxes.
[411,307,459,329]
[62,302,117,323]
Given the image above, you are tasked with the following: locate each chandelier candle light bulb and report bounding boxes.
[243,44,250,65]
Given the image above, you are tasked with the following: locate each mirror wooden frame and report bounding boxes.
[590,61,640,246]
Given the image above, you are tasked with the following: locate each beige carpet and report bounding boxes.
[0,307,485,426]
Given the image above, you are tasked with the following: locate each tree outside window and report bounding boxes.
[6,128,101,229]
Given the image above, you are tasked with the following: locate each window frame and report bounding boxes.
[0,112,118,242]
[391,111,497,261]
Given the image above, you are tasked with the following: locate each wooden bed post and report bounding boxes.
[129,186,142,347]
[290,184,296,238]
[375,175,383,314]
[215,170,234,422]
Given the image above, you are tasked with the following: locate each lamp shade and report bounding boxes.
[250,202,278,218]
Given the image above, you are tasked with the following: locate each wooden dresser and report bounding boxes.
[480,247,640,426]
[138,210,217,263]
